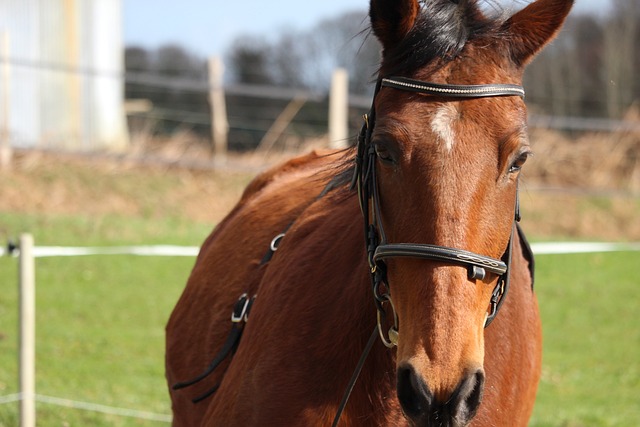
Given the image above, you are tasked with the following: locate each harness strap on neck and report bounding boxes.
[171,294,255,401]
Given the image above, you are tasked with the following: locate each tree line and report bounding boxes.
[524,0,639,118]
[124,1,639,147]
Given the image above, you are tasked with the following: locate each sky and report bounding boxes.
[124,0,607,59]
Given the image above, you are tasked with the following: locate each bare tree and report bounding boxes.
[228,36,274,85]
[603,0,639,117]
[225,10,380,95]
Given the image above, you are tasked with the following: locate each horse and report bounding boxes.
[165,0,574,425]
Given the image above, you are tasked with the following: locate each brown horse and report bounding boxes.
[166,0,573,425]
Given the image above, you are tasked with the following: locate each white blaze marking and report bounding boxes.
[431,104,458,151]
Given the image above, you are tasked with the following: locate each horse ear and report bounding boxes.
[369,0,420,51]
[503,0,574,67]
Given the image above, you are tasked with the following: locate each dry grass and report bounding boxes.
[0,148,253,225]
[1,127,639,241]
[527,107,640,193]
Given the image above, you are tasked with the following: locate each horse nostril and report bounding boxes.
[396,365,484,425]
[396,363,433,419]
[450,369,485,423]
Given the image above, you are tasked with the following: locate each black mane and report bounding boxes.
[328,1,508,193]
[380,0,503,76]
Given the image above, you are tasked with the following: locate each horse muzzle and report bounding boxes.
[396,363,485,427]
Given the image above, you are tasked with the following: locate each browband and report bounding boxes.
[381,76,525,99]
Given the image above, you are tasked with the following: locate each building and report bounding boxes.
[0,0,128,151]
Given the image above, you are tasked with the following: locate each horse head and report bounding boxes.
[363,0,573,425]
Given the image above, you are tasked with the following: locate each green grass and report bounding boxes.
[0,211,212,247]
[0,212,211,426]
[0,211,639,426]
[531,251,640,427]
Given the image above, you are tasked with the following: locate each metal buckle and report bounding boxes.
[485,279,505,324]
[231,294,249,323]
[270,233,285,252]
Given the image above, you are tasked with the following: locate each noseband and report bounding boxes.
[353,76,526,345]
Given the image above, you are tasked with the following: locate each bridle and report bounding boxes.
[353,76,526,345]
[174,74,529,424]
[332,75,528,427]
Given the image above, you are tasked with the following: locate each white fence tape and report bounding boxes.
[2,242,640,259]
[1,245,200,258]
[0,393,171,423]
[31,245,200,258]
[34,394,172,422]
[531,241,640,254]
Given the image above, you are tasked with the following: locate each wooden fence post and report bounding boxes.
[1,30,12,169]
[19,233,36,427]
[329,68,349,149]
[208,57,228,163]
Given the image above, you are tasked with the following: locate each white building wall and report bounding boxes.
[0,0,128,150]
[85,0,127,150]
[0,0,41,146]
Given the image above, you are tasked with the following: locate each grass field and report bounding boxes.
[0,212,209,426]
[531,251,639,426]
[0,152,639,426]
[0,211,638,426]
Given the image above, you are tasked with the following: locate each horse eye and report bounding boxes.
[508,151,531,174]
[374,142,395,164]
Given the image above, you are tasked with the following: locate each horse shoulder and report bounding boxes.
[166,150,342,425]
[202,193,402,425]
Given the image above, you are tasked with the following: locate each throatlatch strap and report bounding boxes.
[516,223,535,289]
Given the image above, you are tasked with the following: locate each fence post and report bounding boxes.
[1,30,12,169]
[19,233,36,427]
[208,57,228,163]
[329,68,349,149]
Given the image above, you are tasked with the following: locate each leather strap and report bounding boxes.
[374,243,508,277]
[516,222,535,289]
[330,326,379,427]
[172,294,255,403]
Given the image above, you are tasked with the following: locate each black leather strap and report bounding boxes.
[373,243,508,276]
[171,323,243,392]
[330,326,379,427]
[516,222,535,289]
[172,294,254,403]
